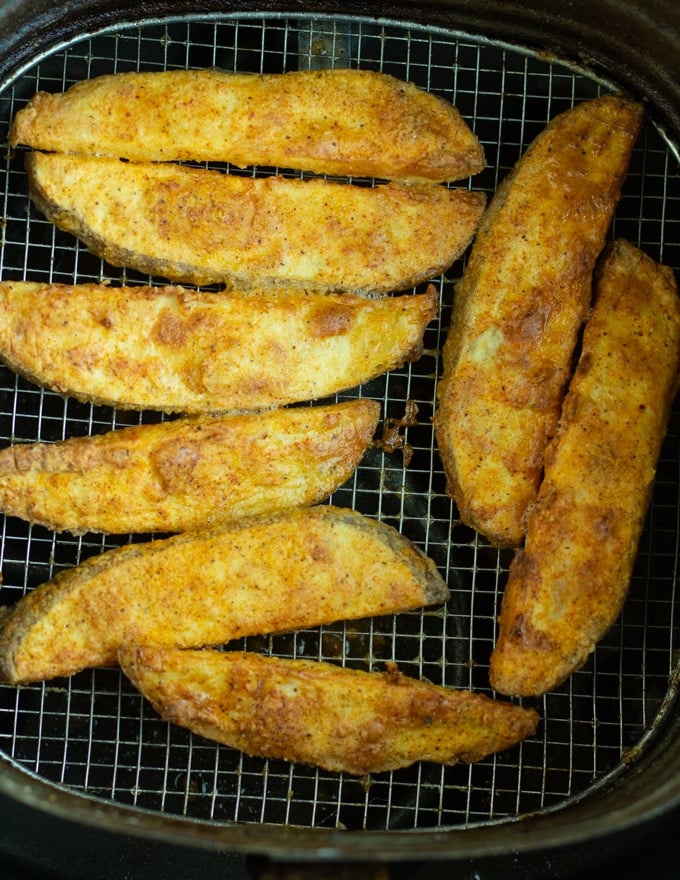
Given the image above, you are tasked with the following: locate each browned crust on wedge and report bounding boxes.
[26,153,485,292]
[11,68,485,183]
[0,281,437,412]
[119,647,538,774]
[434,95,644,547]
[0,506,450,684]
[489,240,680,696]
[0,400,379,535]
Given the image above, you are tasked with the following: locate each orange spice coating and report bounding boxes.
[434,95,644,547]
[119,648,538,775]
[490,240,680,696]
[26,153,485,292]
[0,281,437,412]
[0,400,379,535]
[10,68,485,183]
[0,506,449,684]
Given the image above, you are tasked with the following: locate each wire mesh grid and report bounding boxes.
[0,12,678,833]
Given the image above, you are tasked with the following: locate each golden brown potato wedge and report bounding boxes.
[26,153,485,291]
[0,505,450,684]
[434,95,644,547]
[489,240,680,696]
[0,400,379,534]
[10,68,485,183]
[0,281,437,412]
[119,647,539,774]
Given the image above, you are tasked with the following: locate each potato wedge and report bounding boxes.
[0,282,437,412]
[0,400,379,534]
[489,240,680,696]
[119,648,539,774]
[434,95,644,547]
[10,68,485,183]
[0,506,450,684]
[26,153,485,292]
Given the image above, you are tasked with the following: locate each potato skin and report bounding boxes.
[10,68,485,183]
[489,240,680,696]
[0,400,379,534]
[119,647,538,775]
[26,153,485,292]
[434,95,644,547]
[0,281,437,412]
[0,506,450,684]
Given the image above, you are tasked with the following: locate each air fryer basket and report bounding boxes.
[0,1,679,876]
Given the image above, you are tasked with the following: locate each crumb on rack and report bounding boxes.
[374,399,419,466]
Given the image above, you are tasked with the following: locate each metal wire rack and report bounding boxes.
[0,12,678,834]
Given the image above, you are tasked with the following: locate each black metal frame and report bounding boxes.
[0,1,678,875]
[1,0,679,136]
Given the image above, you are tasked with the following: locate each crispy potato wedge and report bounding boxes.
[0,282,437,412]
[434,95,644,547]
[489,240,680,696]
[0,400,379,534]
[26,153,485,292]
[119,648,539,774]
[0,506,450,684]
[10,68,485,183]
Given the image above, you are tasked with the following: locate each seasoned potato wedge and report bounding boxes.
[490,240,680,696]
[0,400,379,534]
[119,648,539,775]
[0,506,450,684]
[0,281,437,412]
[10,68,485,183]
[434,95,644,547]
[26,153,485,292]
